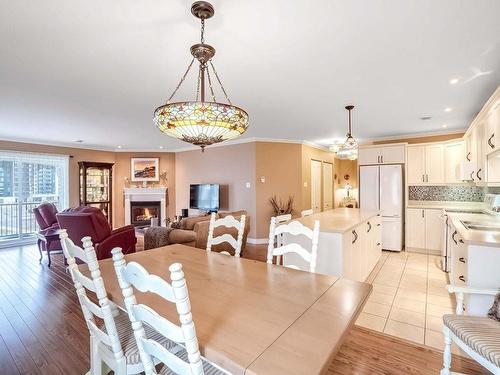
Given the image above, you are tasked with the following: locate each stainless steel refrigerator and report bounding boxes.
[359,164,403,251]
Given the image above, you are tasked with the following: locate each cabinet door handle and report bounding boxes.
[470,171,475,181]
[376,242,381,246]
[452,230,457,245]
[459,238,464,244]
[459,275,466,283]
[459,257,466,263]
[426,174,428,182]
[367,221,372,233]
[476,169,481,181]
[376,223,381,227]
[466,152,471,161]
[381,155,384,163]
[422,209,424,218]
[422,174,425,182]
[352,230,358,244]
[488,133,495,149]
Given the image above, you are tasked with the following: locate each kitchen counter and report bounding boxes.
[447,212,500,246]
[407,200,484,210]
[292,208,380,234]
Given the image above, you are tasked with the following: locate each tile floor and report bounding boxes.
[356,250,466,356]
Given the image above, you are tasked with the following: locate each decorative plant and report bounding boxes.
[269,195,294,216]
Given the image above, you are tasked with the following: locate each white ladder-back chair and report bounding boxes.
[267,217,320,273]
[59,230,132,375]
[111,248,226,375]
[206,213,246,257]
[441,285,500,375]
[274,214,292,250]
[300,209,313,217]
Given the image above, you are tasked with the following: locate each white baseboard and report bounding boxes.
[247,238,269,245]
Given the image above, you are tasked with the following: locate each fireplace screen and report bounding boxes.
[130,201,161,227]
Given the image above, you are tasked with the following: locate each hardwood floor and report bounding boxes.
[0,244,489,375]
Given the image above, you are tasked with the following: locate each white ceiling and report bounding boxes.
[1,0,499,151]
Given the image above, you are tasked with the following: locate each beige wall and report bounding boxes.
[175,143,257,238]
[0,140,176,228]
[255,142,302,238]
[300,144,336,213]
[114,152,176,227]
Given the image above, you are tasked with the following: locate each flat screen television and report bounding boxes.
[189,184,220,212]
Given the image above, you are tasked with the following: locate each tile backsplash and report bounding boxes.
[408,185,500,202]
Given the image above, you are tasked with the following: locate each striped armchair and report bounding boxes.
[441,285,500,375]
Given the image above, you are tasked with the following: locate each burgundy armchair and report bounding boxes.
[33,203,61,250]
[56,206,136,260]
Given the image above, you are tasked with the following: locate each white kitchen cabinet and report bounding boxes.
[406,145,426,183]
[444,141,465,183]
[484,101,499,155]
[407,143,445,184]
[341,217,381,282]
[424,209,443,251]
[425,144,444,183]
[358,144,405,165]
[405,208,426,249]
[406,208,442,251]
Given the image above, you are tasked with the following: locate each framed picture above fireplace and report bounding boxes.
[131,157,159,182]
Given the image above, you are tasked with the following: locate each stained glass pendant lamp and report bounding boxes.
[153,1,249,151]
[331,105,358,160]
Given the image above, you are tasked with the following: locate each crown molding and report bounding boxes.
[360,129,467,144]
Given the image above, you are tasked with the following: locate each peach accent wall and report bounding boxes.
[175,143,257,238]
[114,152,176,227]
[255,142,302,238]
[0,140,176,228]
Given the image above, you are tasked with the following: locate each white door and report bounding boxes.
[425,144,444,183]
[406,145,426,183]
[379,165,402,217]
[322,162,333,210]
[444,141,465,183]
[381,145,405,164]
[358,147,380,165]
[406,208,426,249]
[425,209,443,251]
[311,160,322,212]
[359,166,379,211]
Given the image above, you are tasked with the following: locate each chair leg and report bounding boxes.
[90,336,103,375]
[440,326,452,375]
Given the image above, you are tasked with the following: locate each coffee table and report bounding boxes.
[36,228,64,267]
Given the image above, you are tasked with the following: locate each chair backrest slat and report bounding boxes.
[112,248,204,375]
[275,214,292,224]
[59,229,125,365]
[267,217,320,273]
[206,213,246,257]
[301,209,314,217]
[132,304,185,343]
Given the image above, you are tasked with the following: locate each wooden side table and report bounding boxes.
[36,228,63,267]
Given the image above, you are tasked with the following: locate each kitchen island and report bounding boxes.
[283,208,382,281]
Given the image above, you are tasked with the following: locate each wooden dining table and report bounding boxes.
[97,244,372,375]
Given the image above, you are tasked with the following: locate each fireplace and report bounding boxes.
[130,201,161,227]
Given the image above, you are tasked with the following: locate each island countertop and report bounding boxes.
[291,208,380,234]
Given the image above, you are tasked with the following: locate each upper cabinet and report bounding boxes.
[358,144,405,165]
[444,141,465,183]
[462,86,500,185]
[406,144,444,184]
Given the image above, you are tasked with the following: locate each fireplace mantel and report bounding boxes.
[124,187,167,226]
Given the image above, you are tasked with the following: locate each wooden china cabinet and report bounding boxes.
[78,162,114,226]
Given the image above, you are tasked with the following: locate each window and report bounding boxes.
[0,151,69,242]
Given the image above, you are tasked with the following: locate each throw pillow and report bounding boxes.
[487,292,500,322]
